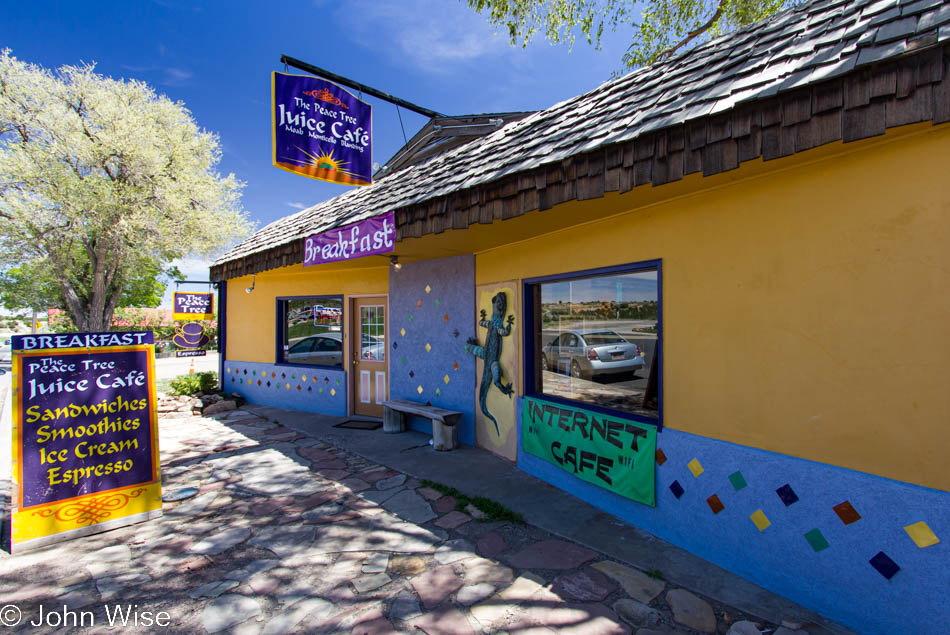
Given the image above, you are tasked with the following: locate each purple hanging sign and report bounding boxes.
[272,71,373,186]
[304,211,395,266]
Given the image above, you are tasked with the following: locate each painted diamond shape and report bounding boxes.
[443,313,449,322]
[869,552,899,580]
[669,480,684,499]
[400,328,406,337]
[425,284,431,294]
[401,356,407,365]
[417,385,423,394]
[409,370,414,378]
[425,343,431,352]
[435,299,440,307]
[804,528,829,552]
[776,484,799,506]
[417,299,422,308]
[833,501,861,525]
[706,494,724,514]
[655,449,667,466]
[904,521,940,548]
[435,388,441,397]
[409,314,414,323]
[330,388,336,396]
[443,375,450,384]
[687,458,704,478]
[728,471,747,491]
[750,509,771,531]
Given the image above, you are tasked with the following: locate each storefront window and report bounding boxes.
[278,296,343,367]
[526,262,661,424]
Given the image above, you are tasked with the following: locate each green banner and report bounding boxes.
[522,397,656,506]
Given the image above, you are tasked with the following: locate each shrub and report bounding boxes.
[168,371,218,396]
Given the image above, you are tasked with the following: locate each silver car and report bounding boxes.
[285,332,343,366]
[541,329,645,379]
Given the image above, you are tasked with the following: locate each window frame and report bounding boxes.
[522,259,663,430]
[275,294,345,369]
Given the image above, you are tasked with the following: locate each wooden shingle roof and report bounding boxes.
[212,0,950,281]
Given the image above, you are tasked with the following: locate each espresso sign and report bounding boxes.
[304,211,395,266]
[173,291,214,320]
[11,331,161,551]
[272,71,372,186]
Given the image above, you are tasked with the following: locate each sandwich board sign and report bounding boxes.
[9,331,162,551]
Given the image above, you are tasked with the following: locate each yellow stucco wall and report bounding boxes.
[225,265,388,363]
[476,124,950,491]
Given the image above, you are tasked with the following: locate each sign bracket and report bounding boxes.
[280,55,444,119]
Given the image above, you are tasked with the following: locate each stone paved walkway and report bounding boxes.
[0,405,810,634]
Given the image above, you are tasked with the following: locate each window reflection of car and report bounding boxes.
[540,329,645,380]
[360,334,385,360]
[286,333,342,366]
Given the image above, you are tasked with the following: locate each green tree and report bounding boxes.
[0,262,59,333]
[468,0,794,69]
[0,50,252,332]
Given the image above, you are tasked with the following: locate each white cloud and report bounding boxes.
[118,64,195,87]
[161,67,193,86]
[286,201,308,210]
[341,0,508,73]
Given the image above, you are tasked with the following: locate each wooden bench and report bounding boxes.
[381,398,462,451]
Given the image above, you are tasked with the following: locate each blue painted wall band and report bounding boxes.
[515,396,948,635]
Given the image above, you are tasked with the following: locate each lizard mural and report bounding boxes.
[465,291,514,435]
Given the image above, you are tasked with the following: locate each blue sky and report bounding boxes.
[4,0,637,308]
[542,272,658,304]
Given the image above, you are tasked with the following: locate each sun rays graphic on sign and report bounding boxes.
[285,146,363,179]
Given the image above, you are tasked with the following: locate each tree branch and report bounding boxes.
[656,0,726,60]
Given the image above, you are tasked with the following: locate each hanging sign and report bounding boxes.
[172,291,214,321]
[304,211,395,266]
[272,71,373,186]
[10,331,162,551]
[173,322,210,357]
[522,396,656,506]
